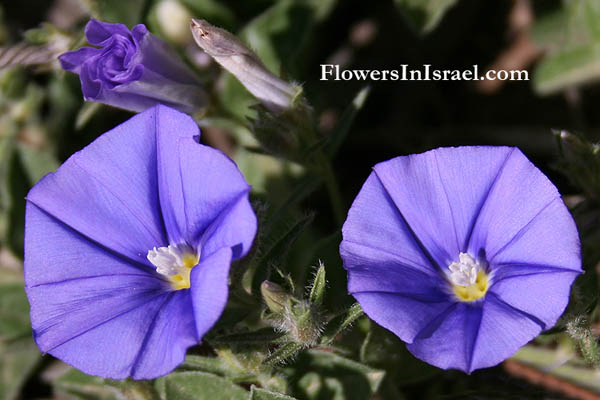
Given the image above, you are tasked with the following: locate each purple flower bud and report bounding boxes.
[59,19,207,113]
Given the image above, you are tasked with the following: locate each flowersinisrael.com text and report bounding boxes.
[320,64,529,82]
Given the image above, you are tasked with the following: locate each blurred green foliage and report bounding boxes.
[533,0,600,95]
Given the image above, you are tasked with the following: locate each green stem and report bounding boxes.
[317,153,345,226]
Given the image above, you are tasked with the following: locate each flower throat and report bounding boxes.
[448,253,489,302]
[147,244,200,290]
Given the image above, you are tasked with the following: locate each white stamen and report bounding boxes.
[147,243,197,277]
[448,253,480,286]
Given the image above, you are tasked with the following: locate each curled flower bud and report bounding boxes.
[59,19,207,113]
[190,18,302,113]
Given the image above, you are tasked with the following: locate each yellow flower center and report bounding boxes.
[448,252,489,302]
[168,253,200,290]
[452,270,489,302]
[146,244,200,290]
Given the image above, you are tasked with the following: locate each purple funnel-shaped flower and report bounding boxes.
[59,19,207,113]
[24,105,256,379]
[340,146,581,373]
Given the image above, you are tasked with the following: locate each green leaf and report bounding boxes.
[0,282,30,341]
[159,371,248,400]
[305,0,337,21]
[534,43,600,96]
[6,144,28,255]
[95,0,146,26]
[266,174,322,229]
[53,368,126,400]
[75,102,104,131]
[248,212,314,296]
[0,337,42,400]
[180,355,261,384]
[326,87,370,158]
[320,303,363,345]
[531,9,568,53]
[359,324,439,385]
[284,350,385,400]
[239,0,314,75]
[181,355,232,375]
[249,385,297,400]
[308,262,326,307]
[209,328,288,346]
[263,342,304,366]
[17,144,59,185]
[512,345,600,393]
[178,0,236,30]
[553,130,600,200]
[394,0,458,34]
[0,136,16,245]
[533,0,600,95]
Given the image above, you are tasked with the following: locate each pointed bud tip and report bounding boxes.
[190,18,205,30]
[261,281,290,314]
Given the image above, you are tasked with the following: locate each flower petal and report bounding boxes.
[117,69,206,113]
[154,105,251,245]
[199,192,256,260]
[26,108,167,265]
[58,47,100,73]
[25,203,153,287]
[349,261,450,344]
[178,140,252,249]
[355,292,452,344]
[190,247,232,338]
[468,294,543,372]
[79,62,102,99]
[85,19,131,46]
[155,106,198,243]
[127,291,198,379]
[87,82,168,112]
[406,295,543,373]
[347,263,448,296]
[27,209,197,380]
[28,273,170,379]
[132,25,200,85]
[373,147,515,267]
[489,270,578,329]
[341,173,435,276]
[466,148,564,260]
[406,303,481,372]
[490,198,581,271]
[432,146,515,252]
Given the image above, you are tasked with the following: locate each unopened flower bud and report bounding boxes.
[60,19,207,113]
[190,18,302,113]
[261,281,291,314]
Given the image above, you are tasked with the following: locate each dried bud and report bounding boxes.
[190,18,302,113]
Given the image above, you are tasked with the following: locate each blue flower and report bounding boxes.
[340,146,582,372]
[59,19,207,113]
[24,105,256,379]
